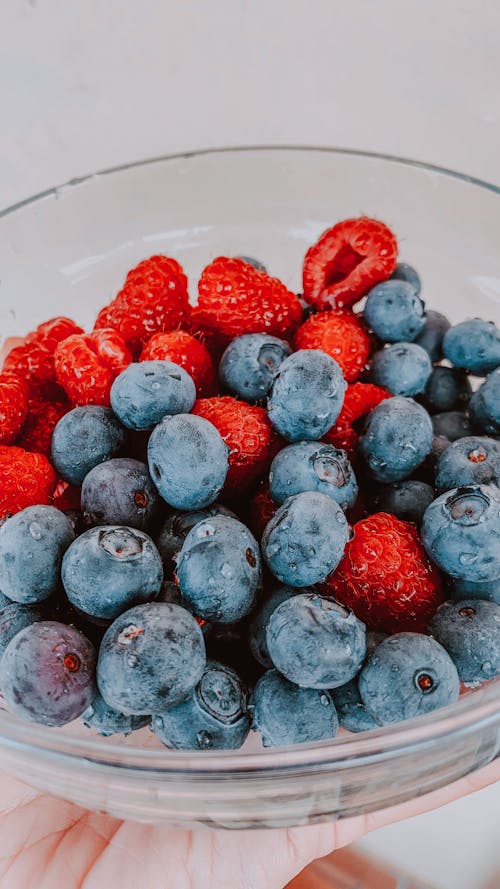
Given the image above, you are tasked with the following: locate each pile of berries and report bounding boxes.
[0,216,499,751]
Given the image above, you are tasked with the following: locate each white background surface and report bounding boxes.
[1,2,500,887]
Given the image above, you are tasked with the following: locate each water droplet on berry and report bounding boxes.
[391,664,399,672]
[151,381,161,391]
[221,563,233,579]
[320,694,330,707]
[459,552,477,566]
[197,730,213,749]
[29,522,43,541]
[482,661,493,674]
[127,654,139,668]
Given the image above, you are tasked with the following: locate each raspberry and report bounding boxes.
[323,382,390,458]
[0,372,29,445]
[302,217,398,310]
[55,329,132,406]
[141,330,217,396]
[0,445,56,519]
[322,513,444,633]
[192,396,282,493]
[94,256,189,356]
[294,310,373,382]
[249,481,278,539]
[195,257,302,340]
[17,395,69,456]
[52,478,82,512]
[2,318,83,386]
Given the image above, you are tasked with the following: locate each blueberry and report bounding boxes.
[262,492,349,587]
[331,680,379,733]
[82,691,150,736]
[0,621,96,726]
[52,406,127,486]
[62,526,163,621]
[360,396,433,483]
[443,319,500,375]
[373,480,435,525]
[156,504,236,576]
[370,343,432,397]
[435,436,500,493]
[430,599,500,683]
[359,632,459,725]
[432,411,474,443]
[390,262,422,295]
[81,458,163,531]
[0,603,43,659]
[248,586,305,668]
[237,255,267,272]
[450,577,500,605]
[152,660,250,750]
[176,516,261,623]
[97,602,206,714]
[421,485,500,582]
[424,366,472,413]
[266,593,366,689]
[219,334,292,402]
[148,414,229,510]
[110,361,196,431]
[414,310,451,362]
[470,368,500,434]
[250,669,338,747]
[269,442,358,511]
[364,280,425,342]
[267,349,346,442]
[0,506,75,604]
[0,591,11,610]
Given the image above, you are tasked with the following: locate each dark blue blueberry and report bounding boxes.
[237,255,267,272]
[360,396,433,483]
[421,485,500,582]
[359,632,459,725]
[443,319,500,375]
[248,586,305,668]
[390,262,422,295]
[470,368,500,434]
[81,458,163,531]
[450,577,500,605]
[364,280,425,342]
[331,680,378,733]
[176,516,261,623]
[435,436,500,493]
[152,660,250,750]
[219,334,292,402]
[269,442,358,511]
[424,366,472,413]
[82,691,150,736]
[0,506,75,604]
[110,361,196,431]
[97,602,206,714]
[62,526,163,621]
[370,343,432,397]
[0,603,43,659]
[250,669,338,747]
[414,310,451,362]
[155,504,236,576]
[0,621,96,726]
[432,411,474,444]
[262,491,349,587]
[429,599,500,683]
[148,414,229,510]
[52,406,127,486]
[267,349,346,442]
[373,480,435,526]
[266,593,366,689]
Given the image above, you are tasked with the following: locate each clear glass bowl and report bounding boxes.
[0,147,499,828]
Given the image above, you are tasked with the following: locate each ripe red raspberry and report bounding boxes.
[192,396,282,493]
[303,217,398,310]
[249,481,278,539]
[2,318,83,386]
[195,257,302,340]
[0,445,56,519]
[17,395,69,456]
[322,513,444,633]
[55,329,132,406]
[141,330,217,396]
[52,478,82,512]
[294,310,373,382]
[323,382,390,458]
[94,256,189,356]
[0,372,29,445]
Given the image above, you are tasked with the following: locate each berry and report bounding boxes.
[54,329,132,407]
[0,603,43,659]
[469,368,500,434]
[424,366,472,413]
[195,257,302,340]
[414,310,451,362]
[0,446,56,519]
[262,491,349,587]
[267,350,346,442]
[81,458,163,531]
[110,361,196,431]
[364,280,425,342]
[147,414,229,510]
[369,342,432,396]
[51,406,127,486]
[62,526,163,622]
[360,396,433,482]
[443,318,500,375]
[96,602,206,714]
[294,310,372,382]
[248,586,305,668]
[432,411,473,444]
[435,436,500,492]
[249,481,278,539]
[176,515,261,623]
[322,382,390,457]
[17,394,69,457]
[266,593,366,689]
[0,621,96,726]
[372,480,435,526]
[269,442,358,511]
[450,577,500,605]
[0,506,75,604]
[250,669,338,747]
[358,633,459,725]
[192,396,281,492]
[429,599,500,683]
[155,504,236,576]
[0,372,29,445]
[331,680,378,733]
[82,691,150,737]
[140,330,217,397]
[421,485,500,582]
[2,317,83,386]
[152,660,251,750]
[323,512,443,633]
[390,262,422,295]
[219,334,292,401]
[302,217,398,310]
